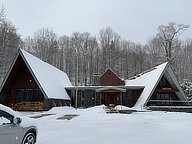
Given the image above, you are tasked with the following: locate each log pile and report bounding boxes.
[15,101,44,111]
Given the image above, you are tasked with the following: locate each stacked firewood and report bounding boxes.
[15,101,44,111]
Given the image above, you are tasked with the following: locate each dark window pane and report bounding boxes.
[161,94,165,99]
[16,89,24,103]
[92,90,95,106]
[116,93,120,101]
[157,94,160,100]
[25,89,33,102]
[81,91,84,107]
[0,110,13,124]
[34,89,43,101]
[165,94,169,100]
[170,93,173,100]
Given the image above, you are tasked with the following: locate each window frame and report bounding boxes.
[0,110,14,124]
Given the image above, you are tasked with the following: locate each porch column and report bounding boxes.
[120,92,122,110]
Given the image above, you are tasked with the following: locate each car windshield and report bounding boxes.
[0,110,13,125]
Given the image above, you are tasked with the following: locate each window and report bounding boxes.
[116,93,120,101]
[157,94,161,100]
[103,93,108,105]
[25,89,33,102]
[92,90,95,106]
[96,92,100,105]
[66,90,71,97]
[16,89,43,103]
[16,89,24,104]
[165,94,169,100]
[72,90,76,99]
[127,90,133,103]
[156,93,173,100]
[81,91,84,107]
[0,110,13,125]
[169,93,174,100]
[161,94,165,99]
[34,89,43,101]
[157,76,171,89]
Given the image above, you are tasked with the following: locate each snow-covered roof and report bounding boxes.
[0,49,72,100]
[125,62,186,109]
[19,49,72,100]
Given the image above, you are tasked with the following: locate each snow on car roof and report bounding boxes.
[0,104,37,128]
[20,49,72,100]
[0,104,17,117]
[125,62,168,109]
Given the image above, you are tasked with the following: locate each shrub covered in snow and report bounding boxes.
[181,79,192,100]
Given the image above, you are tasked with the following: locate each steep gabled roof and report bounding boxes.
[0,49,72,100]
[125,62,187,109]
[100,69,125,86]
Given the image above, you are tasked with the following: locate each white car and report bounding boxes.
[0,104,37,144]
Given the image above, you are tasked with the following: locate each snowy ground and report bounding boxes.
[22,106,192,144]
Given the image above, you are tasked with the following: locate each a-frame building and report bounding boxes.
[126,62,187,109]
[0,49,72,111]
[0,49,188,111]
[66,62,188,110]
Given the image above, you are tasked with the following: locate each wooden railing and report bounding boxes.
[147,100,192,106]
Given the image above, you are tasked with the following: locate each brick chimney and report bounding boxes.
[93,73,100,86]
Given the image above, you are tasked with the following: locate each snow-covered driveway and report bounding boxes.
[23,106,192,144]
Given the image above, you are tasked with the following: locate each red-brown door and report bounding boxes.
[107,93,116,105]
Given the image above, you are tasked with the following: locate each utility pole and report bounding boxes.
[76,48,78,110]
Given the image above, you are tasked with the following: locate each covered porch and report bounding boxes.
[96,87,126,106]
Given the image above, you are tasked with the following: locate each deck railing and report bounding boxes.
[147,100,192,106]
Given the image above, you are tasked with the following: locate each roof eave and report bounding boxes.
[19,49,49,99]
[143,62,169,107]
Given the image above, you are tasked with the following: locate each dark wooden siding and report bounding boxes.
[122,89,143,107]
[146,75,181,106]
[0,55,40,107]
[67,88,143,108]
[149,75,180,101]
[100,69,125,86]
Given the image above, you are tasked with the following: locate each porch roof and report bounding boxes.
[95,87,127,92]
[65,86,144,91]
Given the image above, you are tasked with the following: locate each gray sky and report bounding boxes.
[1,0,192,44]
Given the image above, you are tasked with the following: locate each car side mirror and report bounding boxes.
[14,117,22,125]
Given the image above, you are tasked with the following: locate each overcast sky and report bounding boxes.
[1,0,192,44]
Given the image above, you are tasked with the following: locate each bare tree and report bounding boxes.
[33,28,58,66]
[157,22,189,61]
[58,35,75,83]
[0,6,6,23]
[145,36,165,67]
[0,6,21,84]
[99,27,121,74]
[21,23,192,86]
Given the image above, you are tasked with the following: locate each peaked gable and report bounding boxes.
[0,54,41,104]
[126,62,187,109]
[0,49,72,100]
[0,54,39,93]
[100,69,125,86]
